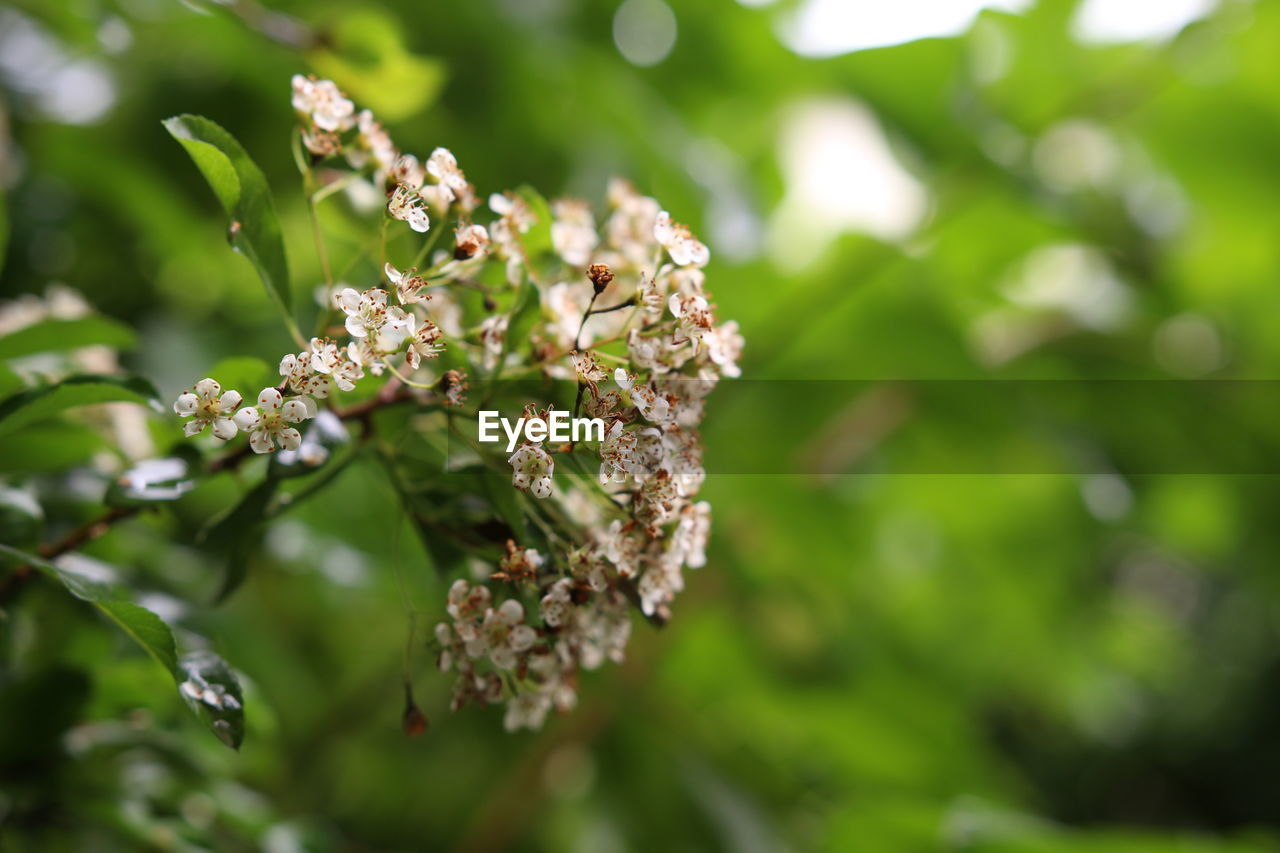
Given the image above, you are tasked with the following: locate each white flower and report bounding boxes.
[335,287,409,341]
[174,378,242,440]
[601,519,641,579]
[509,443,555,499]
[479,314,508,371]
[598,420,638,484]
[606,178,662,265]
[571,350,609,386]
[390,154,424,190]
[551,198,599,267]
[279,351,332,399]
[670,501,711,569]
[637,562,684,617]
[387,184,430,233]
[384,262,429,305]
[405,320,445,369]
[454,223,490,260]
[426,147,473,207]
[447,578,491,622]
[704,320,744,378]
[504,690,552,732]
[654,210,710,268]
[540,577,574,628]
[630,382,674,424]
[231,388,313,454]
[290,75,354,132]
[476,600,538,669]
[355,109,397,171]
[669,292,715,349]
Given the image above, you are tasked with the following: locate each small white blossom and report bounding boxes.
[509,443,555,499]
[355,109,397,171]
[454,222,490,260]
[504,690,552,732]
[670,501,711,569]
[279,351,332,399]
[290,75,354,132]
[336,287,410,341]
[405,320,445,369]
[390,154,424,190]
[426,147,474,208]
[551,198,599,267]
[232,388,313,454]
[539,577,574,628]
[704,320,744,378]
[388,184,431,233]
[174,379,242,440]
[598,420,638,484]
[384,262,429,305]
[474,599,538,669]
[654,210,710,268]
[479,314,508,371]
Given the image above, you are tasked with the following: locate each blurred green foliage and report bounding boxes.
[4,0,1280,850]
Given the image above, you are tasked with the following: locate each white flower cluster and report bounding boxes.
[178,77,742,731]
[436,183,739,730]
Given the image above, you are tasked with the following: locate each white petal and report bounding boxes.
[277,427,302,451]
[249,429,274,454]
[653,211,674,244]
[384,262,402,284]
[219,389,242,411]
[233,407,262,430]
[281,399,310,422]
[257,388,283,411]
[532,476,552,500]
[183,420,206,437]
[509,625,536,652]
[336,288,362,314]
[345,316,367,338]
[194,378,221,398]
[497,599,524,623]
[211,418,238,441]
[174,393,198,415]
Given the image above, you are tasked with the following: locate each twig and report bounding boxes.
[0,384,424,603]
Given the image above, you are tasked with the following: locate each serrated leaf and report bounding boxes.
[0,374,160,438]
[177,651,245,750]
[163,114,292,314]
[0,316,137,361]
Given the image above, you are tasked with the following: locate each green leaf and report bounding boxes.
[178,651,246,751]
[0,486,43,550]
[0,316,137,361]
[514,185,554,259]
[0,544,245,750]
[0,374,160,438]
[201,478,279,602]
[308,9,445,122]
[163,114,292,313]
[207,356,272,398]
[0,544,178,678]
[106,458,197,506]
